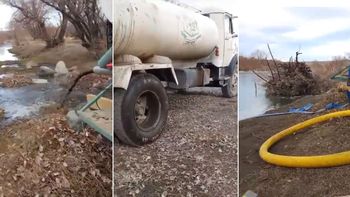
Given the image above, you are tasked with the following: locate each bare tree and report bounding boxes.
[40,0,105,54]
[2,0,67,48]
[250,49,267,60]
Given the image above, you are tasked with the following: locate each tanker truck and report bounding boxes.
[115,0,238,146]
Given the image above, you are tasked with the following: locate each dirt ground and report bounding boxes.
[0,113,112,196]
[10,38,97,71]
[239,90,350,197]
[115,91,237,196]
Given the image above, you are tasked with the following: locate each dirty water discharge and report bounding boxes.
[60,69,93,107]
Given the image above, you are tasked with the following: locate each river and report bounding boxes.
[239,71,294,120]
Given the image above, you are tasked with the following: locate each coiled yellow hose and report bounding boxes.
[259,110,350,168]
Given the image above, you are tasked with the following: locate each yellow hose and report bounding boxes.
[259,110,350,168]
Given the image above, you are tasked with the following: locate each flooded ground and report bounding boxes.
[0,81,64,123]
[0,43,18,61]
[239,71,294,120]
[0,41,112,196]
[0,43,89,125]
[0,43,63,125]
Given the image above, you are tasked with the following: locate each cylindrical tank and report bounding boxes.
[115,0,219,60]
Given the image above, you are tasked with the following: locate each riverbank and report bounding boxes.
[8,38,97,71]
[239,88,350,196]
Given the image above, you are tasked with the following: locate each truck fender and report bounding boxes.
[226,54,238,76]
[114,65,179,90]
[114,66,132,89]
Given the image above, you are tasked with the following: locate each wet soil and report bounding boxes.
[116,91,237,196]
[239,89,350,197]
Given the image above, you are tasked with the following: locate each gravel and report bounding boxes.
[115,91,237,196]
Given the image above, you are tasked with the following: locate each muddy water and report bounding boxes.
[0,43,64,125]
[0,43,17,61]
[0,83,64,122]
[239,71,294,120]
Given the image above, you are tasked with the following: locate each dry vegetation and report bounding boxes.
[0,74,33,88]
[0,31,13,44]
[9,38,97,70]
[240,55,350,79]
[0,113,112,196]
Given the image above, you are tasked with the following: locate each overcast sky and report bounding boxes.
[169,0,350,61]
[239,0,350,61]
[0,4,14,31]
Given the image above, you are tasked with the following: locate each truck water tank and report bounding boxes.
[115,0,219,60]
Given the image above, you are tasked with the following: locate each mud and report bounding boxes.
[116,91,237,196]
[239,89,350,197]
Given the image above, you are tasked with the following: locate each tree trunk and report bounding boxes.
[57,15,68,43]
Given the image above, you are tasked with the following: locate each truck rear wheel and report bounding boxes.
[114,73,169,146]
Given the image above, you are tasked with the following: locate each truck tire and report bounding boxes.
[222,55,238,98]
[114,73,169,146]
[222,74,237,98]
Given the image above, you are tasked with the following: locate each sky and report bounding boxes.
[177,0,350,61]
[0,4,14,31]
[238,0,350,61]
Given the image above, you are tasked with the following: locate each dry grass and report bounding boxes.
[239,56,281,71]
[309,59,350,79]
[0,31,12,44]
[0,74,33,88]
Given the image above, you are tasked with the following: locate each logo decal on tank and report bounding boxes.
[181,19,201,44]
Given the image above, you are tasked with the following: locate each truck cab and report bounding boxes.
[201,10,238,97]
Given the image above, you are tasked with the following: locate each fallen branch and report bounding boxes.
[252,70,269,83]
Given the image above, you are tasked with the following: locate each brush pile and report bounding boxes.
[254,45,321,97]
